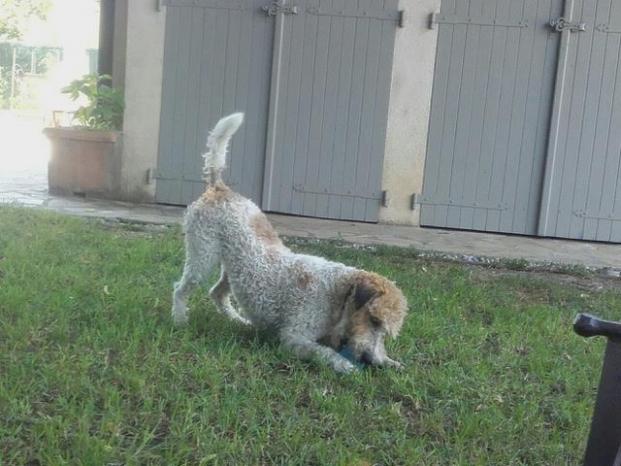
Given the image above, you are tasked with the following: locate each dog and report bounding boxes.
[171,113,407,373]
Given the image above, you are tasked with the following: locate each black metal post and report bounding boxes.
[573,313,621,466]
[98,0,115,77]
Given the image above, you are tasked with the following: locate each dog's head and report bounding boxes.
[339,272,407,366]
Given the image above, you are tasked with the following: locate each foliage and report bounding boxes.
[62,74,124,130]
[0,43,61,75]
[0,43,62,108]
[1,206,620,464]
[0,0,51,40]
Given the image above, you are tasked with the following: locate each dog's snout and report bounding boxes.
[361,351,374,365]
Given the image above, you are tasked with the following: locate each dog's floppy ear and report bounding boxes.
[353,277,378,309]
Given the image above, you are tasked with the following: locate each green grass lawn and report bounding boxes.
[1,206,620,465]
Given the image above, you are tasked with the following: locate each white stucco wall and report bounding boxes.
[119,0,166,202]
[379,0,441,225]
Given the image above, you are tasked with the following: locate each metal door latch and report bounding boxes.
[262,1,298,16]
[549,17,586,32]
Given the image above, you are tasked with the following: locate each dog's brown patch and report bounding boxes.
[201,182,233,204]
[249,213,283,247]
[296,271,312,289]
[349,311,373,341]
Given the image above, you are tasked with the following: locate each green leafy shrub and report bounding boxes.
[62,74,124,130]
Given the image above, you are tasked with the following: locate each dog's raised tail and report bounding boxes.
[202,112,244,185]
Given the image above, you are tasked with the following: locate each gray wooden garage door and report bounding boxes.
[156,0,400,223]
[421,0,621,242]
[261,0,399,222]
[539,0,621,242]
[156,0,274,204]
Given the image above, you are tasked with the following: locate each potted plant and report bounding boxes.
[44,74,124,199]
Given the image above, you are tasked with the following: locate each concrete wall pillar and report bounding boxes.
[118,0,166,202]
[379,0,441,225]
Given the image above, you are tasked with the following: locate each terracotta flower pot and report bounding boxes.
[44,127,122,199]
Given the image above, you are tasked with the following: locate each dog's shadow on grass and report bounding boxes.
[190,312,277,348]
[173,295,282,351]
[166,296,343,375]
[185,314,323,374]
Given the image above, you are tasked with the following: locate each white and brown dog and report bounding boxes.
[172,113,407,373]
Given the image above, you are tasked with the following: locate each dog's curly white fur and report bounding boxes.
[172,113,408,373]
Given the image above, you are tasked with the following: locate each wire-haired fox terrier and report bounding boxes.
[171,113,408,373]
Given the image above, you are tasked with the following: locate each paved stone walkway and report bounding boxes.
[4,111,620,272]
[1,165,619,271]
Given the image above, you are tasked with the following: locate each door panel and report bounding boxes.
[423,0,621,242]
[156,0,274,205]
[539,0,621,241]
[421,0,563,235]
[261,0,400,222]
[157,0,399,224]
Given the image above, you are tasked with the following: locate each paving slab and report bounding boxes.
[1,180,619,271]
[267,214,621,271]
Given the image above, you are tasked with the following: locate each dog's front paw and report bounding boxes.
[384,357,405,370]
[333,358,357,374]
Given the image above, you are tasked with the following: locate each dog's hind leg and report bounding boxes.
[172,239,218,325]
[209,269,251,325]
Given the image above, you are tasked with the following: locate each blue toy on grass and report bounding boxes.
[338,346,369,369]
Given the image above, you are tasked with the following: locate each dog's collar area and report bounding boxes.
[342,285,354,310]
[318,286,355,350]
[337,285,355,324]
[330,284,354,325]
